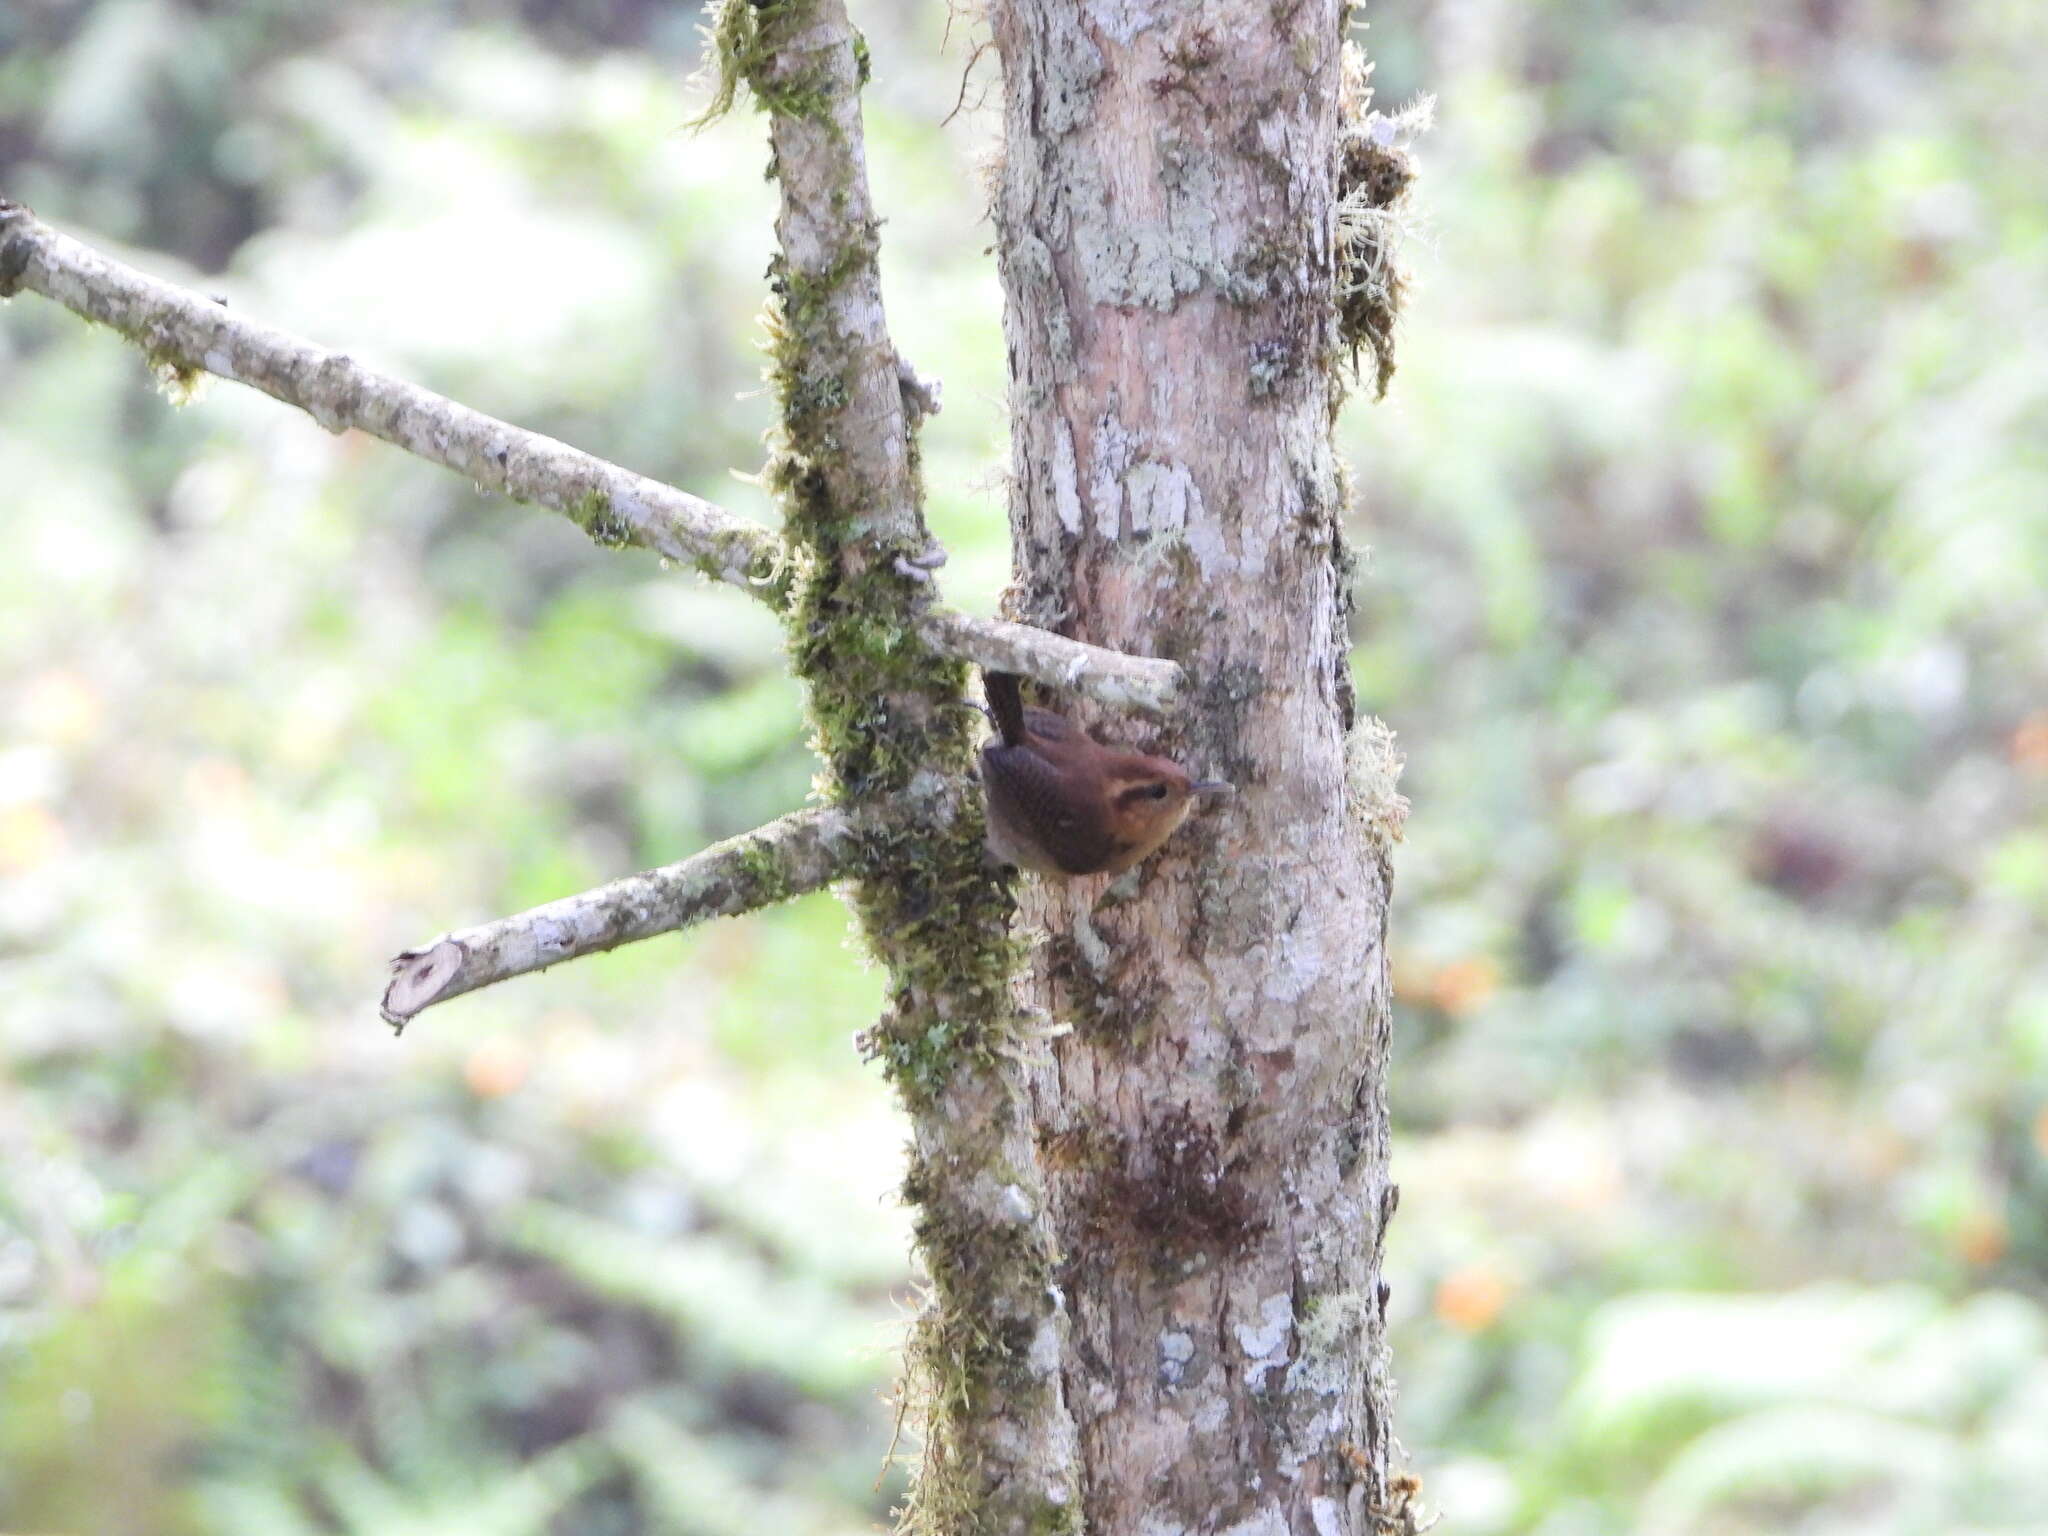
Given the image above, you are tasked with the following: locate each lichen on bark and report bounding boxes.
[1334,36,1430,400]
[985,0,1409,1529]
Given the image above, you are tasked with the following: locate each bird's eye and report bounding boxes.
[1145,783,1170,800]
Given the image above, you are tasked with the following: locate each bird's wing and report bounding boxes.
[982,743,1114,875]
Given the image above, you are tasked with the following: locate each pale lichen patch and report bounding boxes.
[1040,25,1106,137]
[1288,1290,1371,1400]
[1158,1327,1197,1385]
[1052,417,1085,535]
[1183,504,1233,579]
[1261,924,1324,1004]
[1085,0,1161,46]
[1346,715,1409,855]
[1028,1314,1065,1378]
[1080,410,1203,545]
[1236,1292,1295,1387]
[1050,133,1237,313]
[1124,459,1197,537]
[1010,232,1075,377]
[1089,409,1136,536]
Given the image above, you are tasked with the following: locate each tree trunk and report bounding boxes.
[986,2,1407,1532]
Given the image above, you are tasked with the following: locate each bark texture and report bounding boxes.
[986,3,1406,1532]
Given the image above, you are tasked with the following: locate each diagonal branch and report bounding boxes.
[0,198,783,593]
[380,806,866,1031]
[0,198,1182,715]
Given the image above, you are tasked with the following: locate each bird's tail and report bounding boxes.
[983,670,1029,747]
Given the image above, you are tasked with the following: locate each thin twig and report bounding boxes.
[941,38,997,128]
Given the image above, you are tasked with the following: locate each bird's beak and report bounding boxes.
[1191,779,1236,799]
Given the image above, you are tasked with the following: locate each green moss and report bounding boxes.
[693,527,794,608]
[144,344,205,406]
[758,292,1019,1119]
[733,16,1069,1525]
[688,0,763,127]
[770,239,875,340]
[757,68,835,122]
[1031,1502,1084,1536]
[565,487,634,550]
[898,1139,1073,1535]
[727,832,803,906]
[846,801,1022,1112]
[689,0,839,128]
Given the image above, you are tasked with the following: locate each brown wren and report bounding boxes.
[978,670,1233,877]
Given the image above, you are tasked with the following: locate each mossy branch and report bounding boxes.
[0,198,783,593]
[688,0,839,128]
[379,806,871,1031]
[740,0,1085,1528]
[0,198,1181,714]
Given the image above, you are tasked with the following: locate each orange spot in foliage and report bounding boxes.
[1427,958,1501,1015]
[1955,1208,2008,1268]
[1434,1265,1513,1333]
[464,1037,529,1099]
[2033,1106,2048,1160]
[2012,715,2048,773]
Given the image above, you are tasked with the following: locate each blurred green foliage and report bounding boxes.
[1,1,2044,1533]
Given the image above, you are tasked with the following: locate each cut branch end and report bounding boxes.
[381,941,467,1033]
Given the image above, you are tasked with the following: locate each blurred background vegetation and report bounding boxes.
[2,0,2044,1531]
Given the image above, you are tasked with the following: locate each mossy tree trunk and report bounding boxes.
[984,2,1408,1532]
[732,2,1087,1531]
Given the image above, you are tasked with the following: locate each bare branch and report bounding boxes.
[0,198,782,593]
[0,198,1188,717]
[920,611,1182,714]
[380,807,865,1031]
